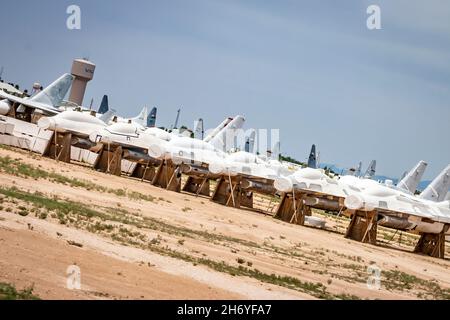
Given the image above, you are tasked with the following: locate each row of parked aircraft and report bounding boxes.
[1,72,449,247]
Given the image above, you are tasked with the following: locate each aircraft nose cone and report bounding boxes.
[273,177,293,193]
[0,100,11,115]
[344,195,364,210]
[37,117,54,130]
[147,144,165,159]
[208,162,225,175]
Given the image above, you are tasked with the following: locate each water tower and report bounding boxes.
[68,58,95,106]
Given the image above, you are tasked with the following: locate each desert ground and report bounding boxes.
[0,145,449,300]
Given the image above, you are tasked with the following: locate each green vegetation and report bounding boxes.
[1,185,263,251]
[0,187,103,224]
[0,155,96,187]
[2,182,448,300]
[279,155,306,167]
[141,244,343,299]
[0,155,156,203]
[0,282,40,300]
[0,186,346,299]
[383,270,450,299]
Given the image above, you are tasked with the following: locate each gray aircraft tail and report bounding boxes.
[347,161,362,176]
[398,170,408,182]
[97,95,109,114]
[147,107,157,127]
[420,164,450,202]
[194,118,204,140]
[445,191,450,201]
[132,106,148,127]
[173,108,181,129]
[244,138,250,152]
[396,160,427,194]
[245,130,256,154]
[363,160,376,179]
[307,144,317,169]
[30,73,74,107]
[355,161,362,177]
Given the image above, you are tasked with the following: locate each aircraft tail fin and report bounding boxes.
[204,117,233,142]
[245,130,256,153]
[397,160,427,194]
[355,161,362,177]
[420,164,450,202]
[363,160,376,179]
[30,73,74,107]
[147,107,157,127]
[209,115,245,151]
[245,138,250,152]
[347,161,362,176]
[194,118,204,140]
[173,108,181,129]
[132,106,148,127]
[307,144,317,169]
[398,170,408,182]
[97,95,109,114]
[99,109,116,124]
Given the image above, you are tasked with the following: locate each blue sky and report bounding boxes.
[1,0,449,179]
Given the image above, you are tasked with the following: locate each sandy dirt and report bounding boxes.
[0,146,449,300]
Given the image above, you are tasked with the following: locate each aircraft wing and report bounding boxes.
[0,90,60,115]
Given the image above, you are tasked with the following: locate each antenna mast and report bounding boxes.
[173,108,181,129]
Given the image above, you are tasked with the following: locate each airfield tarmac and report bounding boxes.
[0,146,449,300]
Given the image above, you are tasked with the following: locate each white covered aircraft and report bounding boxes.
[338,160,428,194]
[146,115,246,165]
[151,115,298,181]
[343,164,450,235]
[87,115,246,165]
[273,163,450,236]
[59,94,155,131]
[37,109,114,138]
